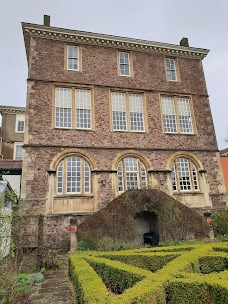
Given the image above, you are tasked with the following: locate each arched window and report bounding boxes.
[117,157,147,193]
[171,157,199,192]
[56,156,91,194]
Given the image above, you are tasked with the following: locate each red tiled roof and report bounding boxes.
[220,148,228,156]
[0,160,22,170]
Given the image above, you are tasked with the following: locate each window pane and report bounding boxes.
[119,52,130,76]
[17,121,25,132]
[112,92,127,130]
[177,98,193,133]
[140,162,147,189]
[76,89,91,129]
[57,161,63,193]
[191,163,199,191]
[68,46,79,70]
[119,52,129,64]
[117,157,147,193]
[176,158,192,191]
[84,161,91,193]
[55,88,72,128]
[162,97,177,133]
[112,112,127,130]
[14,144,23,160]
[15,114,25,133]
[120,65,130,76]
[67,157,81,193]
[117,162,124,192]
[57,156,91,195]
[171,162,177,191]
[124,158,139,190]
[129,94,144,131]
[166,58,177,81]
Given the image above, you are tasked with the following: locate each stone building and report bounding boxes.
[0,105,25,160]
[21,16,226,248]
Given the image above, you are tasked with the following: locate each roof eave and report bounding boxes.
[22,22,209,59]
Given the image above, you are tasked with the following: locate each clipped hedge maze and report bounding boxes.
[69,243,228,304]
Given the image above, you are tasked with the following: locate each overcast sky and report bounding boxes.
[0,0,227,149]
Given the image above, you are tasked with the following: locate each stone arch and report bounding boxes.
[50,148,96,171]
[166,151,204,171]
[112,150,152,195]
[112,150,152,170]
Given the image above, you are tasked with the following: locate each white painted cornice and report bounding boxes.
[0,105,26,114]
[22,22,209,63]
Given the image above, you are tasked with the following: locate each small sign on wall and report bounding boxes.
[206,218,212,224]
[70,226,77,231]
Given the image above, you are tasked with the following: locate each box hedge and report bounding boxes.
[100,252,178,272]
[70,243,228,304]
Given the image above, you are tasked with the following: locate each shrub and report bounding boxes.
[166,280,208,304]
[77,240,92,251]
[69,254,111,303]
[216,234,228,242]
[166,279,228,304]
[42,248,60,269]
[78,236,138,252]
[198,256,228,274]
[159,204,194,241]
[213,246,228,253]
[212,211,228,236]
[70,243,228,304]
[15,273,32,293]
[87,259,144,294]
[159,240,204,247]
[31,272,44,283]
[101,253,178,272]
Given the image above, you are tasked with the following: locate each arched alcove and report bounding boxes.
[134,211,159,245]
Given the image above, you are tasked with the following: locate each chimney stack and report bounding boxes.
[44,15,50,26]
[180,37,189,47]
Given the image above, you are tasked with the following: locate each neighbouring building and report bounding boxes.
[0,160,22,197]
[21,16,226,249]
[0,105,25,160]
[220,148,228,193]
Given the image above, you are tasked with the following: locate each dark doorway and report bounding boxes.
[134,211,159,245]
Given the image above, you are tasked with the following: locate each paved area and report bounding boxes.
[29,269,76,304]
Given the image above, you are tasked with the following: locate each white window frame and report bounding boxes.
[15,114,25,133]
[111,92,145,132]
[165,58,178,81]
[118,51,131,76]
[13,143,23,160]
[55,87,92,130]
[161,96,194,134]
[171,157,199,193]
[56,156,91,195]
[67,45,79,71]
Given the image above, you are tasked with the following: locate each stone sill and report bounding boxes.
[54,194,94,199]
[48,211,94,216]
[173,192,204,196]
[164,132,195,136]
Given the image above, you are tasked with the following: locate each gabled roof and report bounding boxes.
[0,160,22,170]
[220,148,228,156]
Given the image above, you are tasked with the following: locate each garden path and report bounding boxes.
[29,269,76,304]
